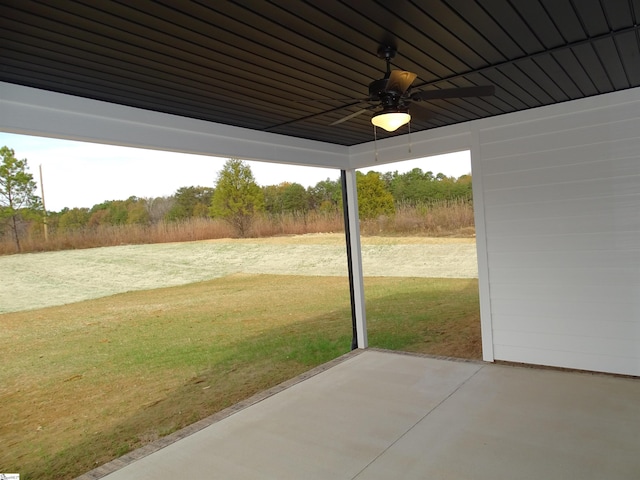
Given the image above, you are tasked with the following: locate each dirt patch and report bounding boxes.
[0,235,477,313]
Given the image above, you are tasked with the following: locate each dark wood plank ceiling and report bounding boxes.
[1,0,639,146]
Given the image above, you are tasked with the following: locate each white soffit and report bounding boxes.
[349,85,640,171]
[348,123,473,170]
[0,82,349,170]
[3,82,639,172]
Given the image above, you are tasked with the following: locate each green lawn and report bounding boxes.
[1,274,479,479]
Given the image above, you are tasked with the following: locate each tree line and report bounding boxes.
[1,150,473,252]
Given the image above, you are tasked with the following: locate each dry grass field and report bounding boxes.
[0,235,480,479]
[0,234,477,313]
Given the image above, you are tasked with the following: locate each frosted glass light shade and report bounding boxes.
[371,111,411,132]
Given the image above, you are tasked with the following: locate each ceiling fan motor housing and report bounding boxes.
[368,78,389,101]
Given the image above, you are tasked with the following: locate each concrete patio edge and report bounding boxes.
[75,348,366,479]
[75,348,486,479]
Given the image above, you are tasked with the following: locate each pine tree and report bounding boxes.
[0,146,42,252]
[210,158,264,237]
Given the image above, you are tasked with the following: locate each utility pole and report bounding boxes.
[39,164,48,241]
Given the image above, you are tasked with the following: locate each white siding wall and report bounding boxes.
[475,89,640,376]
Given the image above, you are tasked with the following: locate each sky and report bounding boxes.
[0,132,471,212]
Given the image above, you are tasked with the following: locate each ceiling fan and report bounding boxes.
[330,45,495,132]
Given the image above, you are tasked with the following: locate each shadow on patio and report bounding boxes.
[78,349,640,479]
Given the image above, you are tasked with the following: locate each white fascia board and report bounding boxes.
[468,86,640,135]
[347,86,640,170]
[347,122,472,169]
[0,82,349,170]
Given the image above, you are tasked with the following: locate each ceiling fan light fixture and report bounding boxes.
[371,110,411,132]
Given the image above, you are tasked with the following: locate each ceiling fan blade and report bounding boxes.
[408,101,433,122]
[386,70,417,94]
[294,97,370,104]
[412,85,495,101]
[329,108,370,126]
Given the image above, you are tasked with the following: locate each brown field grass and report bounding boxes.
[0,202,474,255]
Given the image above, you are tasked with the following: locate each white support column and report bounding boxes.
[343,169,368,348]
[470,128,494,362]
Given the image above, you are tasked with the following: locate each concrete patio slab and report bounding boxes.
[84,349,640,480]
[357,358,640,479]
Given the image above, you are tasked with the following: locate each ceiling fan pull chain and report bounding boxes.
[408,121,412,154]
[373,125,379,162]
